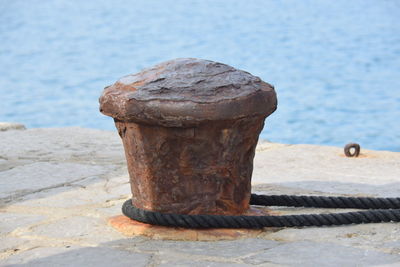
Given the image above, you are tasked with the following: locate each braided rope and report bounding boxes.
[249,194,400,209]
[122,194,400,229]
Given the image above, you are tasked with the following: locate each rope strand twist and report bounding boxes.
[122,194,400,229]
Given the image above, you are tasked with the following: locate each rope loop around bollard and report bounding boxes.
[122,194,400,229]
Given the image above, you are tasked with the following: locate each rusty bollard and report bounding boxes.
[99,58,277,216]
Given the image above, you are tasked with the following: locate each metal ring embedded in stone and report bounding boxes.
[344,143,361,157]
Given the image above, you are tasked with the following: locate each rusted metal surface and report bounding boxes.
[344,143,361,157]
[100,58,277,215]
[99,58,276,127]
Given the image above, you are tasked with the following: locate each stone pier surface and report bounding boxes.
[0,127,399,266]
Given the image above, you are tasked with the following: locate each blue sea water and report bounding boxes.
[1,0,399,151]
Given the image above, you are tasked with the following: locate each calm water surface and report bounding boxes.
[1,0,399,151]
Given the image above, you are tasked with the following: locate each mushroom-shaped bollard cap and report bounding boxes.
[99,58,277,127]
[99,58,277,215]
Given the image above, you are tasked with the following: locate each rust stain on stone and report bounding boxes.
[108,215,263,241]
[109,204,278,240]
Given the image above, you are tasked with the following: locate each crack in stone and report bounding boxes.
[0,175,104,207]
[144,254,160,267]
[139,249,246,264]
[0,245,42,261]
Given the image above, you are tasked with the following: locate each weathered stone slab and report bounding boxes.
[1,246,150,266]
[158,260,257,267]
[242,240,400,266]
[18,180,117,208]
[0,128,124,164]
[0,236,25,254]
[0,122,26,131]
[135,238,281,258]
[0,162,107,200]
[253,143,400,197]
[0,127,399,266]
[0,213,45,235]
[30,216,104,239]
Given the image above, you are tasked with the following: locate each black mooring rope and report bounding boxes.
[122,194,400,229]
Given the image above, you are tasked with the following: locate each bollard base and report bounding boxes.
[108,207,277,241]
